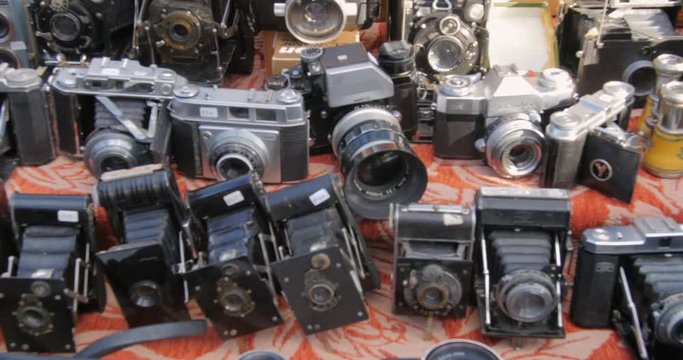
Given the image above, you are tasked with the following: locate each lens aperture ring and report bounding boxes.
[337,120,406,176]
[496,269,558,323]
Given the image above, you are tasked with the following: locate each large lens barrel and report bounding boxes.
[496,270,558,323]
[480,114,545,179]
[279,0,347,44]
[331,107,427,220]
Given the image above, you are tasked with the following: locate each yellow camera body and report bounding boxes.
[643,127,683,178]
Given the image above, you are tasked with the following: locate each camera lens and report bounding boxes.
[655,300,683,346]
[482,114,545,179]
[220,290,249,314]
[84,130,149,178]
[217,279,255,317]
[331,107,427,220]
[285,0,345,44]
[308,283,336,307]
[424,340,503,360]
[129,280,162,308]
[160,12,200,50]
[208,131,267,181]
[418,284,448,310]
[18,306,48,330]
[50,12,81,43]
[427,37,463,73]
[171,23,191,43]
[0,48,20,68]
[0,14,11,40]
[497,270,557,323]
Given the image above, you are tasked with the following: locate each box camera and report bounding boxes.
[184,173,284,340]
[280,43,427,219]
[475,187,570,338]
[49,57,183,178]
[265,174,380,334]
[0,63,56,166]
[96,165,194,328]
[643,81,683,179]
[137,0,255,84]
[0,193,106,353]
[29,0,135,63]
[389,0,490,78]
[0,0,37,68]
[557,2,683,103]
[433,65,575,179]
[391,203,475,318]
[252,0,379,44]
[571,217,683,359]
[543,81,638,195]
[169,84,308,184]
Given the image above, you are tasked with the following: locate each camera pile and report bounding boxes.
[0,0,680,358]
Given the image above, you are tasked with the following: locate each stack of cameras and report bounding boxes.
[390,187,571,341]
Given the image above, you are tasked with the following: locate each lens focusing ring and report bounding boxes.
[496,270,558,323]
[50,11,82,43]
[284,0,346,44]
[15,295,55,336]
[207,131,268,181]
[483,115,545,179]
[217,278,255,317]
[84,130,150,178]
[654,294,683,346]
[304,269,340,312]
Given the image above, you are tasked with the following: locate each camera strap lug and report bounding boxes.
[95,96,149,141]
[618,266,650,360]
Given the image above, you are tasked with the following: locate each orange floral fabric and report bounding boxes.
[0,24,681,360]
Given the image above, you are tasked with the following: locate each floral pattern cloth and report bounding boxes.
[0,24,681,360]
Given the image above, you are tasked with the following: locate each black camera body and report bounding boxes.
[185,173,284,340]
[475,187,570,339]
[378,40,420,139]
[571,217,683,359]
[389,0,490,79]
[96,165,193,328]
[139,0,254,84]
[0,193,105,353]
[29,0,135,63]
[265,174,380,334]
[392,203,475,318]
[557,2,683,103]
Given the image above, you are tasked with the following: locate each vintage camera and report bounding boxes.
[557,2,683,104]
[637,54,683,136]
[0,0,37,68]
[184,173,284,340]
[252,0,379,44]
[281,44,427,219]
[391,203,475,318]
[0,193,105,353]
[0,64,57,166]
[49,57,183,178]
[169,85,308,184]
[266,174,380,334]
[570,217,683,359]
[643,81,683,179]
[378,40,420,139]
[138,0,255,84]
[543,81,639,195]
[475,187,570,338]
[389,0,490,78]
[96,165,194,328]
[29,0,135,63]
[434,65,575,179]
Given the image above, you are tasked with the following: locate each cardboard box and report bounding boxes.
[265,31,360,75]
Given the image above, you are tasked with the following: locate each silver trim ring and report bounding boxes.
[331,107,400,157]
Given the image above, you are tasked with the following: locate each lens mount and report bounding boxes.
[50,11,82,43]
[283,0,347,44]
[15,295,55,336]
[654,294,683,346]
[304,268,340,312]
[217,278,255,317]
[483,115,545,179]
[622,60,656,98]
[412,15,479,76]
[405,264,463,314]
[129,280,162,308]
[331,107,427,220]
[161,10,202,50]
[496,269,558,323]
[84,130,150,178]
[427,36,465,74]
[207,130,268,181]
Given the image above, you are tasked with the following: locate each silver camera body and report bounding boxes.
[49,58,186,178]
[169,86,309,184]
[0,0,37,68]
[434,65,575,178]
[543,81,637,189]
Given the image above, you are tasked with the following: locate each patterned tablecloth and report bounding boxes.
[0,25,681,360]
